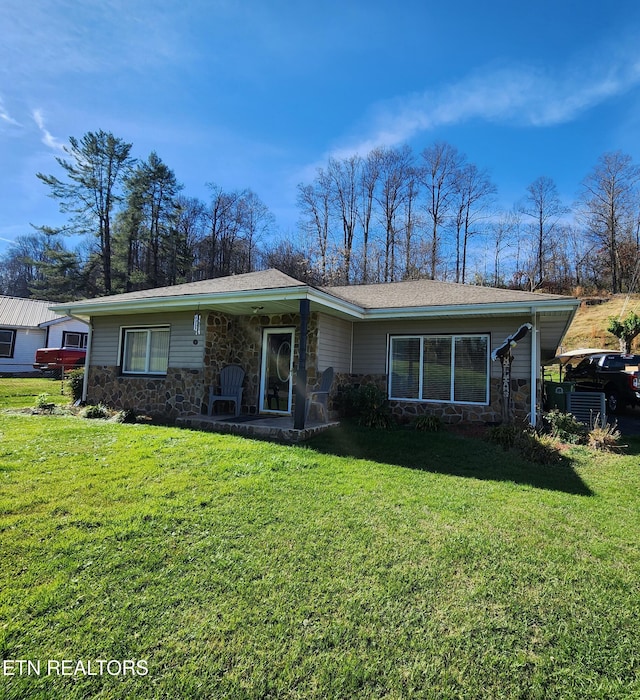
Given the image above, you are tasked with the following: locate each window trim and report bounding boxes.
[120,325,170,376]
[62,331,88,349]
[0,328,16,358]
[388,333,490,405]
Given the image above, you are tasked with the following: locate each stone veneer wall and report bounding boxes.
[87,366,205,418]
[203,311,320,415]
[333,372,533,424]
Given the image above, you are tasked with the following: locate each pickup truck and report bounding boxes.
[565,352,640,413]
[33,347,86,373]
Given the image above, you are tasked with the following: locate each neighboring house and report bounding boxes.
[0,296,89,375]
[50,269,579,427]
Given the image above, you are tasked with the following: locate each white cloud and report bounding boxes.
[0,98,20,127]
[32,109,66,152]
[331,50,640,159]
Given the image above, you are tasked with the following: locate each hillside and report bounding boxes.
[560,294,640,353]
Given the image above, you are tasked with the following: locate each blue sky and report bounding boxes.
[2,0,640,256]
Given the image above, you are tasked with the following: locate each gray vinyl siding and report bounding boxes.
[351,317,535,380]
[317,314,352,373]
[89,312,205,369]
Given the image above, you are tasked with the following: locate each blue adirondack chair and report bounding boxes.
[208,365,245,417]
[306,366,334,422]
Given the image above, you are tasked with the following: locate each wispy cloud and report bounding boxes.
[0,98,20,127]
[332,50,640,159]
[32,109,65,152]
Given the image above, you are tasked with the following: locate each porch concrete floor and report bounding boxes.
[175,413,339,443]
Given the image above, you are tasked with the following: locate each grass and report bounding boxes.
[1,380,640,698]
[562,293,640,352]
[0,376,71,410]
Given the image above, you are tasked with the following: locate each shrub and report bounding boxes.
[488,421,564,465]
[588,422,624,452]
[516,431,564,465]
[66,368,85,403]
[414,414,442,432]
[81,403,110,420]
[35,393,52,410]
[339,384,394,429]
[112,408,138,424]
[544,409,588,444]
[487,423,522,450]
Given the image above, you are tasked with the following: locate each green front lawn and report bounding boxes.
[0,376,70,410]
[1,381,639,698]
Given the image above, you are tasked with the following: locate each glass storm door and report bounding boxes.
[260,328,294,414]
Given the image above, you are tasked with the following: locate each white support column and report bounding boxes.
[530,309,538,427]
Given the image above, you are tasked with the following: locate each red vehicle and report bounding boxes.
[33,347,86,373]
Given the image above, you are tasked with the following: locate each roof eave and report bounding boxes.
[362,298,580,320]
[51,286,366,320]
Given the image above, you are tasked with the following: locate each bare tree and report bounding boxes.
[519,176,568,289]
[374,145,413,282]
[487,210,519,287]
[297,169,332,283]
[420,141,462,280]
[577,151,640,293]
[358,150,380,283]
[452,163,496,283]
[328,155,361,283]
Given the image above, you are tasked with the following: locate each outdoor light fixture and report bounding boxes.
[252,305,264,314]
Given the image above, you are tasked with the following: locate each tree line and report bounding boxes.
[1,130,639,301]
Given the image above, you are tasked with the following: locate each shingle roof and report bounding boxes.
[68,269,306,306]
[322,278,570,309]
[0,296,64,328]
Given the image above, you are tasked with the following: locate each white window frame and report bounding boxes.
[121,326,170,375]
[388,333,490,405]
[0,328,16,358]
[62,331,88,349]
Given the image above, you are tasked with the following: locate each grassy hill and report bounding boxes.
[561,293,640,353]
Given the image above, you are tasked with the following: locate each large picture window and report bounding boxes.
[122,327,170,375]
[389,334,489,405]
[0,329,16,358]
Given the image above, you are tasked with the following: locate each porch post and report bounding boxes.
[294,299,310,430]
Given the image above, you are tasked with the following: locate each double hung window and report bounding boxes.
[62,331,88,349]
[0,329,16,358]
[122,327,170,375]
[389,334,489,404]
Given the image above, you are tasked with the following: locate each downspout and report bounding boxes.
[81,319,94,404]
[530,308,538,427]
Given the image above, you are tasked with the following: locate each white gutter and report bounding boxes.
[362,299,579,320]
[50,286,366,321]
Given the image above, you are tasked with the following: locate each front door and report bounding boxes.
[259,328,294,414]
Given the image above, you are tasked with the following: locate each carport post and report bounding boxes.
[294,299,310,430]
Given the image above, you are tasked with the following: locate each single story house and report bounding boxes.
[51,269,579,427]
[0,295,89,375]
